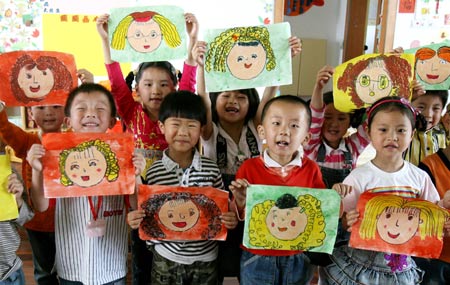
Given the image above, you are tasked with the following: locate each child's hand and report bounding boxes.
[289,36,302,58]
[229,178,249,210]
[344,210,359,232]
[390,46,404,55]
[77,68,94,84]
[315,65,334,91]
[221,211,238,230]
[411,79,426,100]
[127,209,145,229]
[8,173,24,208]
[192,41,207,67]
[132,152,146,176]
[26,144,45,172]
[444,217,450,237]
[96,14,109,40]
[185,13,198,41]
[441,190,450,209]
[332,183,352,199]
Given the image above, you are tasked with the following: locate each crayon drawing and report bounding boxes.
[333,53,414,113]
[0,51,77,107]
[42,133,135,198]
[204,22,292,92]
[243,185,340,254]
[350,192,450,258]
[138,185,229,241]
[109,5,187,62]
[0,154,17,221]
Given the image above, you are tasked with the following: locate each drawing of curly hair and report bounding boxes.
[59,139,119,186]
[111,11,181,50]
[141,191,223,239]
[248,193,326,250]
[337,55,412,108]
[359,195,449,240]
[10,54,73,103]
[205,26,276,73]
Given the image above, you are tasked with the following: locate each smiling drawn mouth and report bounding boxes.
[81,176,90,181]
[426,74,439,79]
[172,222,187,228]
[278,227,287,232]
[244,63,252,69]
[388,232,400,239]
[143,45,150,49]
[29,86,41,92]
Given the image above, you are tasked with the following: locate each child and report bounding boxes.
[320,96,450,284]
[0,69,92,284]
[230,95,326,285]
[26,83,145,284]
[305,65,369,188]
[127,91,238,285]
[405,89,448,165]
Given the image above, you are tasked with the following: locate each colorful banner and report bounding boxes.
[243,185,340,254]
[42,132,135,198]
[350,192,450,258]
[0,154,17,221]
[333,53,414,113]
[204,22,292,92]
[138,185,229,241]
[0,51,77,107]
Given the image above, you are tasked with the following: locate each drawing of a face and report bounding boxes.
[159,199,200,232]
[376,207,421,245]
[266,205,307,240]
[17,65,55,99]
[127,19,162,53]
[226,42,267,80]
[64,146,108,187]
[355,60,393,104]
[416,54,450,84]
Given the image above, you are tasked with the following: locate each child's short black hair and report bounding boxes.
[209,88,260,124]
[413,90,449,107]
[64,83,117,118]
[261,95,311,127]
[159,91,207,126]
[126,61,178,91]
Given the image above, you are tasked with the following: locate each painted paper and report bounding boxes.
[109,5,187,63]
[138,185,229,241]
[404,40,450,90]
[399,0,416,13]
[284,0,325,16]
[350,192,450,258]
[204,22,292,92]
[333,53,415,113]
[0,51,77,107]
[42,133,135,198]
[0,154,17,221]
[243,185,340,254]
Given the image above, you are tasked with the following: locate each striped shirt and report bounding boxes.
[55,196,128,284]
[404,126,447,166]
[145,149,224,265]
[304,105,370,169]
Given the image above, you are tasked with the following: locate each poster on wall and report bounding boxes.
[333,53,415,113]
[204,22,292,92]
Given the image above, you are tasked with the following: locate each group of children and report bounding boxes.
[2,10,450,285]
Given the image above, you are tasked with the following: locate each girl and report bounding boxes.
[321,96,450,284]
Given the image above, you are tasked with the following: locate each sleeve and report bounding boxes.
[15,189,34,226]
[346,117,371,158]
[178,62,197,93]
[418,161,436,187]
[420,173,440,203]
[304,105,325,158]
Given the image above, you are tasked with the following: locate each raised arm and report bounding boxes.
[26,144,49,212]
[310,65,334,110]
[96,14,114,65]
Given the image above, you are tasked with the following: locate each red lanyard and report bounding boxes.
[87,196,103,221]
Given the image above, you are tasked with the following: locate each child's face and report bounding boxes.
[136,67,176,116]
[322,103,351,149]
[18,65,55,99]
[258,101,310,166]
[376,207,421,245]
[158,117,201,155]
[355,60,392,104]
[215,91,249,124]
[412,95,443,130]
[226,42,267,80]
[29,105,65,133]
[66,91,116,133]
[368,110,414,161]
[64,146,108,187]
[126,19,162,53]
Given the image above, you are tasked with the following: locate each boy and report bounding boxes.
[405,90,448,165]
[127,91,238,285]
[230,95,326,285]
[27,83,145,284]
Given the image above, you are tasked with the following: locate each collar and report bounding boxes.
[263,149,303,168]
[324,139,348,154]
[161,148,202,171]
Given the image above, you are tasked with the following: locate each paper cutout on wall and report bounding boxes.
[333,53,414,113]
[404,40,450,90]
[109,5,187,62]
[284,0,325,16]
[138,185,229,241]
[0,154,17,221]
[42,133,135,198]
[349,192,450,259]
[243,185,340,254]
[204,22,292,92]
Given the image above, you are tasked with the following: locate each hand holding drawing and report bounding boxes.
[229,178,249,211]
[132,152,146,176]
[332,183,352,198]
[289,36,302,58]
[96,14,113,65]
[185,13,198,66]
[220,211,238,230]
[344,209,359,232]
[77,68,94,84]
[192,41,206,67]
[27,143,45,172]
[26,143,48,212]
[411,79,426,100]
[127,209,146,229]
[8,173,24,208]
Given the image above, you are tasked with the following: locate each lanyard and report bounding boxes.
[87,196,103,221]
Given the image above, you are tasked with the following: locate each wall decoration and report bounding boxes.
[399,0,416,14]
[243,185,340,254]
[0,154,17,221]
[284,0,325,16]
[204,22,292,92]
[42,132,135,198]
[333,53,414,113]
[350,192,450,258]
[138,185,229,241]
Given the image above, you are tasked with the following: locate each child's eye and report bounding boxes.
[161,83,169,87]
[398,128,407,133]
[290,123,300,128]
[272,121,280,126]
[378,128,386,132]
